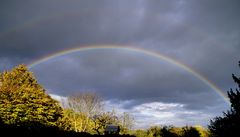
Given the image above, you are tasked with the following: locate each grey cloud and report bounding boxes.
[0,0,239,127]
[105,100,225,128]
[31,50,228,111]
[0,0,193,59]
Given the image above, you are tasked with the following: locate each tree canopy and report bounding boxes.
[0,65,63,127]
[0,64,212,137]
[208,61,240,137]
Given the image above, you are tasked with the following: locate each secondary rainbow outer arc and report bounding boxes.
[27,45,229,104]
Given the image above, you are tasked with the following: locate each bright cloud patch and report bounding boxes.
[102,100,214,129]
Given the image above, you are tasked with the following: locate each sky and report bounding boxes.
[0,0,239,129]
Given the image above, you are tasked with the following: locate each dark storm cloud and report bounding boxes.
[1,0,239,61]
[0,0,239,126]
[31,50,228,111]
[0,0,192,59]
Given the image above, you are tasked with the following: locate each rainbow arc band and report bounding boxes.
[27,45,229,104]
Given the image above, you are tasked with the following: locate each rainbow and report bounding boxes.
[27,45,229,103]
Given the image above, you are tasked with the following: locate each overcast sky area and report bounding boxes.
[0,0,239,129]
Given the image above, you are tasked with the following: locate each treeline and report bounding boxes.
[0,65,134,137]
[60,93,134,135]
[0,61,240,137]
[131,125,208,137]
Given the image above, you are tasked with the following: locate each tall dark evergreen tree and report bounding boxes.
[208,61,240,137]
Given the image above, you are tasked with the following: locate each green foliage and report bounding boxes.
[147,126,161,137]
[0,64,213,137]
[132,129,150,137]
[56,110,73,131]
[132,125,205,137]
[63,92,104,133]
[92,111,119,135]
[208,61,240,137]
[63,93,135,135]
[62,108,94,133]
[194,126,209,137]
[0,65,63,127]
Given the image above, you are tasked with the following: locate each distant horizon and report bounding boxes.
[48,93,222,129]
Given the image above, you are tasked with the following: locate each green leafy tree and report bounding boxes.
[92,111,119,135]
[208,61,240,137]
[0,65,63,127]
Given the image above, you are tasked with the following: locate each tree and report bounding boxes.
[120,112,134,134]
[92,111,119,135]
[208,61,240,137]
[147,126,161,137]
[67,92,103,117]
[63,92,103,132]
[160,126,179,137]
[64,109,93,132]
[181,126,200,137]
[55,110,73,131]
[0,65,63,127]
[194,125,209,137]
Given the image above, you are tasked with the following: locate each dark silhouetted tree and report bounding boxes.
[182,126,200,137]
[208,61,240,137]
[160,126,179,137]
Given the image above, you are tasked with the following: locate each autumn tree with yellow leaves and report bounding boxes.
[0,65,63,127]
